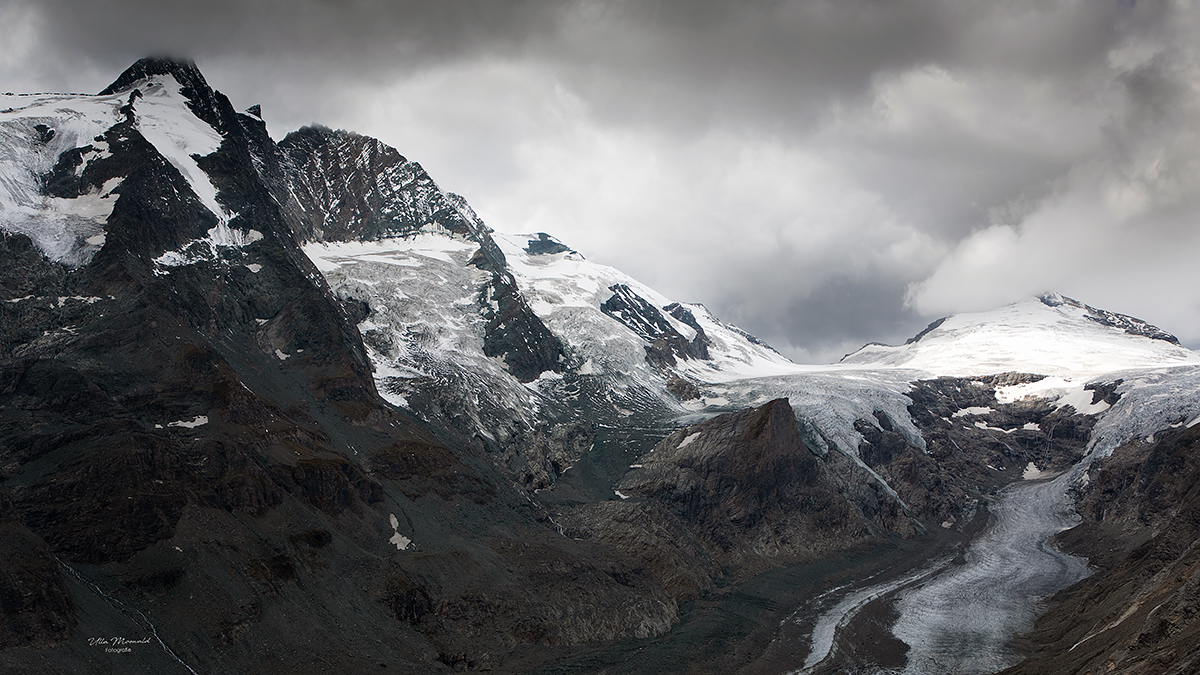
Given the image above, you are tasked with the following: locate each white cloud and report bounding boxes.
[908,10,1200,346]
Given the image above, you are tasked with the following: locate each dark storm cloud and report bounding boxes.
[723,276,928,364]
[6,0,1199,360]
[24,0,559,67]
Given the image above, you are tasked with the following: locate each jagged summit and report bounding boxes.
[99,56,230,133]
[840,294,1199,376]
[99,57,209,96]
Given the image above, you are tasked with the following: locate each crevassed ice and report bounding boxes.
[302,236,551,438]
[0,92,126,266]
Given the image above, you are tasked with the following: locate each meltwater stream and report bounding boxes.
[890,472,1091,674]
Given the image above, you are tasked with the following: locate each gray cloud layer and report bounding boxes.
[4,0,1198,362]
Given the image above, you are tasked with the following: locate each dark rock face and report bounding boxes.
[665,375,701,401]
[618,398,867,574]
[664,302,713,359]
[602,284,709,367]
[278,126,471,244]
[480,273,566,382]
[0,492,74,650]
[523,232,573,256]
[1002,424,1200,675]
[905,316,948,344]
[868,373,1100,527]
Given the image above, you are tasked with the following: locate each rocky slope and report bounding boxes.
[616,398,865,574]
[0,58,775,674]
[4,57,1200,675]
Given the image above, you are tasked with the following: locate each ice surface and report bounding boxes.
[0,92,126,265]
[303,235,553,440]
[710,368,925,457]
[1083,365,1200,460]
[795,556,952,674]
[890,478,1090,674]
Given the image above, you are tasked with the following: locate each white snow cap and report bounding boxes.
[841,294,1199,377]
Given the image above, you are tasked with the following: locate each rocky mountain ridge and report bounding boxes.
[2,58,1200,675]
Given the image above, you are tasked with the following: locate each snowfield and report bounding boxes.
[841,294,1199,377]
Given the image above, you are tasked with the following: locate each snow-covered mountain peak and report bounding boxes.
[492,231,799,382]
[840,294,1199,377]
[98,57,229,133]
[0,62,245,269]
[100,57,208,96]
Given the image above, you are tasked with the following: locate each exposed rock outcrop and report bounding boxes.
[617,398,868,575]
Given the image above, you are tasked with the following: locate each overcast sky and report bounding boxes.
[4,0,1199,362]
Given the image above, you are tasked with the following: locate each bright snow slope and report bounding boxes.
[840,293,1199,377]
[492,232,800,384]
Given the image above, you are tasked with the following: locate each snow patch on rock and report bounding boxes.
[168,415,208,428]
[953,406,993,417]
[388,513,412,551]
